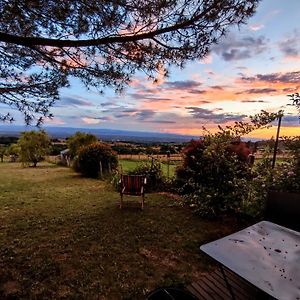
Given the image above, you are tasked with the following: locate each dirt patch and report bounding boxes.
[158,192,182,202]
[56,284,72,298]
[139,247,178,269]
[2,281,21,296]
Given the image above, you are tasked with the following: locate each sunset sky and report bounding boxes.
[9,0,300,139]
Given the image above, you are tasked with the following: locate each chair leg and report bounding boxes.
[120,194,123,209]
[141,195,144,210]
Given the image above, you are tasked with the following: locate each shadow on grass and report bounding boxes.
[0,198,239,299]
[0,163,241,299]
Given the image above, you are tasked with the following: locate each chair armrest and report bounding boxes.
[144,177,147,185]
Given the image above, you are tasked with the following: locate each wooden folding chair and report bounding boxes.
[119,175,147,209]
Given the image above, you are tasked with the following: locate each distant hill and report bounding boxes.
[0,125,198,143]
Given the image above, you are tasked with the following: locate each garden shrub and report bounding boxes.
[245,147,273,217]
[175,111,285,218]
[244,136,300,217]
[271,161,300,192]
[74,142,118,178]
[128,160,164,191]
[174,111,293,218]
[270,136,300,193]
[67,131,98,158]
[176,136,253,218]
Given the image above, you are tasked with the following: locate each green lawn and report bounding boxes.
[119,159,178,177]
[0,162,239,299]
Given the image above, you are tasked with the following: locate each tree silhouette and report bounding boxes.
[0,0,259,124]
[288,93,300,118]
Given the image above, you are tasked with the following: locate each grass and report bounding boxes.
[0,162,240,299]
[119,159,178,177]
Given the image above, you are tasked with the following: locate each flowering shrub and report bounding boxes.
[245,147,273,216]
[246,137,300,217]
[271,136,300,193]
[176,136,253,218]
[272,162,300,192]
[175,112,295,218]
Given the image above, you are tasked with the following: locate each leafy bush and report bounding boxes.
[175,111,284,218]
[0,145,7,162]
[176,136,252,218]
[245,147,273,217]
[128,160,164,191]
[244,136,300,217]
[270,136,300,193]
[271,162,300,192]
[67,131,98,158]
[74,142,118,178]
[17,130,50,167]
[49,143,67,155]
[6,143,20,162]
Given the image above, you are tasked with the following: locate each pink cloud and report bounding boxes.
[199,54,213,64]
[44,117,65,125]
[81,117,101,125]
[249,23,265,31]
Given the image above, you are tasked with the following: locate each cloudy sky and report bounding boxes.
[24,0,300,138]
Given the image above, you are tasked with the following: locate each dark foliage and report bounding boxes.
[49,143,67,156]
[226,141,251,161]
[176,138,252,217]
[111,145,141,155]
[74,142,118,178]
[67,131,97,158]
[0,136,18,145]
[271,136,300,193]
[288,93,300,118]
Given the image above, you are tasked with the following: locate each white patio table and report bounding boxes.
[200,221,300,300]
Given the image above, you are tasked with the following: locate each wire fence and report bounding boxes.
[117,154,183,162]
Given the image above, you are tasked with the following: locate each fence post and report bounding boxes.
[272,114,282,169]
[167,151,170,178]
[99,161,103,179]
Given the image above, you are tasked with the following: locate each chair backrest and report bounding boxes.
[265,191,300,231]
[121,175,146,195]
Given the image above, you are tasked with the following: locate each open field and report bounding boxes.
[0,162,240,299]
[119,159,178,177]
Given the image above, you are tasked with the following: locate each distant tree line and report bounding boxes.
[0,136,18,145]
[111,143,184,155]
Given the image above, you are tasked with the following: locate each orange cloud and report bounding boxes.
[247,126,300,139]
[123,69,299,138]
[142,70,299,111]
[161,125,299,140]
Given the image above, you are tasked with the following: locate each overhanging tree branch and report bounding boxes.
[0,0,260,124]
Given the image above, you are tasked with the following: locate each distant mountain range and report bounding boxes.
[0,125,198,143]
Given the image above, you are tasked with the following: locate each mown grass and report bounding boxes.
[119,159,178,178]
[0,162,240,299]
